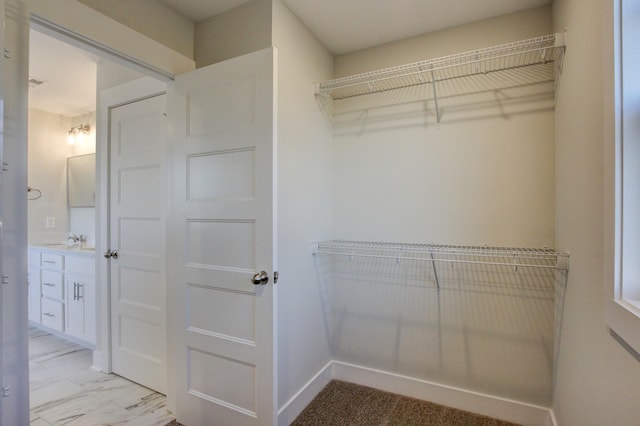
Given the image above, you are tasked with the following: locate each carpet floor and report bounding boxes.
[165,380,522,425]
[291,380,521,426]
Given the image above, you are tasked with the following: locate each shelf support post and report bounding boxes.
[430,69,441,123]
[430,252,440,292]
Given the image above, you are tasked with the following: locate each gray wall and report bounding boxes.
[195,0,272,68]
[271,0,334,411]
[552,0,640,424]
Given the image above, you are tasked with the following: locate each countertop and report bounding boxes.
[29,243,96,256]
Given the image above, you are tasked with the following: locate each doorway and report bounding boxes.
[15,8,278,425]
[27,25,168,415]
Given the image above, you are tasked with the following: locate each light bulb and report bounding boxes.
[68,131,76,145]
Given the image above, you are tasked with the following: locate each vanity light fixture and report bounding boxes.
[67,124,90,145]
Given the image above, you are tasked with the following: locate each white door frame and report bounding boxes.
[18,7,279,423]
[20,8,192,416]
[3,0,30,424]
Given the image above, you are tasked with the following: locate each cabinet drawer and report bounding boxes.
[65,256,94,275]
[41,253,64,270]
[41,299,64,331]
[41,270,64,300]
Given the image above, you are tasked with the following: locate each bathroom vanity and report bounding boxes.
[28,244,96,347]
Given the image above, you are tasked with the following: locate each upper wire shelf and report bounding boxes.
[314,33,566,122]
[311,240,569,272]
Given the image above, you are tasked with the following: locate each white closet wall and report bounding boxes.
[552,0,640,424]
[317,6,558,407]
[332,6,554,247]
[272,0,334,411]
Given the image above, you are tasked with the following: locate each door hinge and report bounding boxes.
[2,386,10,397]
[2,275,8,285]
[3,48,10,59]
[274,271,279,284]
[2,162,8,172]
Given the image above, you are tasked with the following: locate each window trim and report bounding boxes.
[604,0,640,355]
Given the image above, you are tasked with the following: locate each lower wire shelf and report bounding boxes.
[311,239,569,273]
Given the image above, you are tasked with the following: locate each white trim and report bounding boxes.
[603,0,640,356]
[333,361,552,426]
[605,300,640,353]
[278,360,554,426]
[277,361,333,426]
[28,0,194,78]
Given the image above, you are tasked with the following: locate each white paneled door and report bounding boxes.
[169,48,277,425]
[109,94,167,393]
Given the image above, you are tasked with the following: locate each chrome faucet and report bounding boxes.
[67,233,87,244]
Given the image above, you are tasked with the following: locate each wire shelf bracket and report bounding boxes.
[314,32,567,123]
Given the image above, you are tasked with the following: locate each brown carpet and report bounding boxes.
[165,380,521,425]
[291,380,521,426]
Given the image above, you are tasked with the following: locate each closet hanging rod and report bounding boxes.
[315,32,566,100]
[311,240,569,271]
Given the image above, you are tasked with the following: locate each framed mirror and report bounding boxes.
[67,153,96,207]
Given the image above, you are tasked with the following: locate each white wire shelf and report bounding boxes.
[314,33,566,122]
[311,240,569,272]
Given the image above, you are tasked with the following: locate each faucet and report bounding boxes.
[66,233,87,244]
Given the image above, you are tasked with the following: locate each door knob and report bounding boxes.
[104,250,119,259]
[251,271,269,285]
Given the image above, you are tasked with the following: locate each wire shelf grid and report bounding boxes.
[316,33,565,104]
[312,240,569,272]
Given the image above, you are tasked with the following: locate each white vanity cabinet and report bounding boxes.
[28,245,96,346]
[64,256,96,343]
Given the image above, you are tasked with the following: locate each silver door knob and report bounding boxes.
[104,250,119,259]
[251,271,269,285]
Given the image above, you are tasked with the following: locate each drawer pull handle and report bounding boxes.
[73,282,83,301]
[43,312,55,317]
[43,260,56,264]
[43,282,55,287]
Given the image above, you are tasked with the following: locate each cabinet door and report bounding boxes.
[27,267,41,323]
[65,274,95,344]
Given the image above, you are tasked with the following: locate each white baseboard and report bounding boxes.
[278,360,555,426]
[277,361,333,426]
[91,350,105,372]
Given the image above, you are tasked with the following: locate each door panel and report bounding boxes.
[169,48,277,426]
[109,94,167,393]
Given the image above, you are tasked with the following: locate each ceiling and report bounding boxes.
[161,0,552,54]
[29,0,552,117]
[157,0,252,22]
[29,30,99,117]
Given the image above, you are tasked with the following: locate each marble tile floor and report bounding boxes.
[29,327,176,426]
